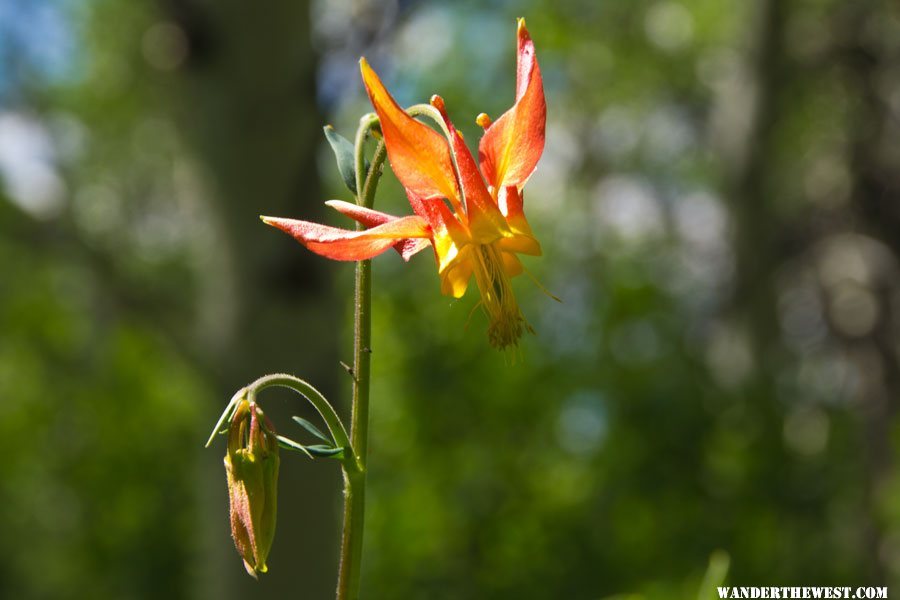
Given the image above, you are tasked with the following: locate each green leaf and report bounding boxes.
[324,125,366,194]
[275,435,344,460]
[275,434,313,459]
[292,415,332,444]
[304,445,345,459]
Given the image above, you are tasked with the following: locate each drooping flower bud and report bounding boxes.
[224,399,280,578]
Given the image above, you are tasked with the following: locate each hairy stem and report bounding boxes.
[336,116,387,600]
[249,373,353,456]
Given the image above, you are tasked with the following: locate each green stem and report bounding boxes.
[336,253,369,600]
[246,373,353,457]
[336,116,387,600]
[335,102,440,598]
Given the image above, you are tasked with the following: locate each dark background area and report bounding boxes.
[1,0,899,598]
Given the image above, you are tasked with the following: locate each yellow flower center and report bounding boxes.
[471,243,528,349]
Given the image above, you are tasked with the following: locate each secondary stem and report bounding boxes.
[247,373,353,454]
[336,117,386,600]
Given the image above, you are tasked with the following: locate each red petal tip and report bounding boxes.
[430,95,451,126]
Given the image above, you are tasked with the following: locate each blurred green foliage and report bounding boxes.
[2,0,900,598]
[0,197,208,598]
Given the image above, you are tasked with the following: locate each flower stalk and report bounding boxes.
[336,115,388,600]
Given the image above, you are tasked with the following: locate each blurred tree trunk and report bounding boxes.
[724,0,898,583]
[835,0,900,585]
[157,1,343,597]
[723,0,784,353]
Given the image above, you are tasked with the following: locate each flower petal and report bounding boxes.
[360,59,460,204]
[325,200,432,261]
[478,18,546,190]
[403,190,477,297]
[262,214,430,261]
[514,18,538,102]
[405,191,471,275]
[441,248,474,298]
[324,199,397,226]
[496,186,541,256]
[430,95,510,245]
[500,251,524,277]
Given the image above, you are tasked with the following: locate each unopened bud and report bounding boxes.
[224,399,280,577]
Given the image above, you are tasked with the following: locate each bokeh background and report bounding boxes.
[2,0,900,598]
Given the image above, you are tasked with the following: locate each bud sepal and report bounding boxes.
[225,397,280,578]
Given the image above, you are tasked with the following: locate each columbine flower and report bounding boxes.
[225,399,280,578]
[263,19,545,349]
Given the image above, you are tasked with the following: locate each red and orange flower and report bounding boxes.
[263,19,546,349]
